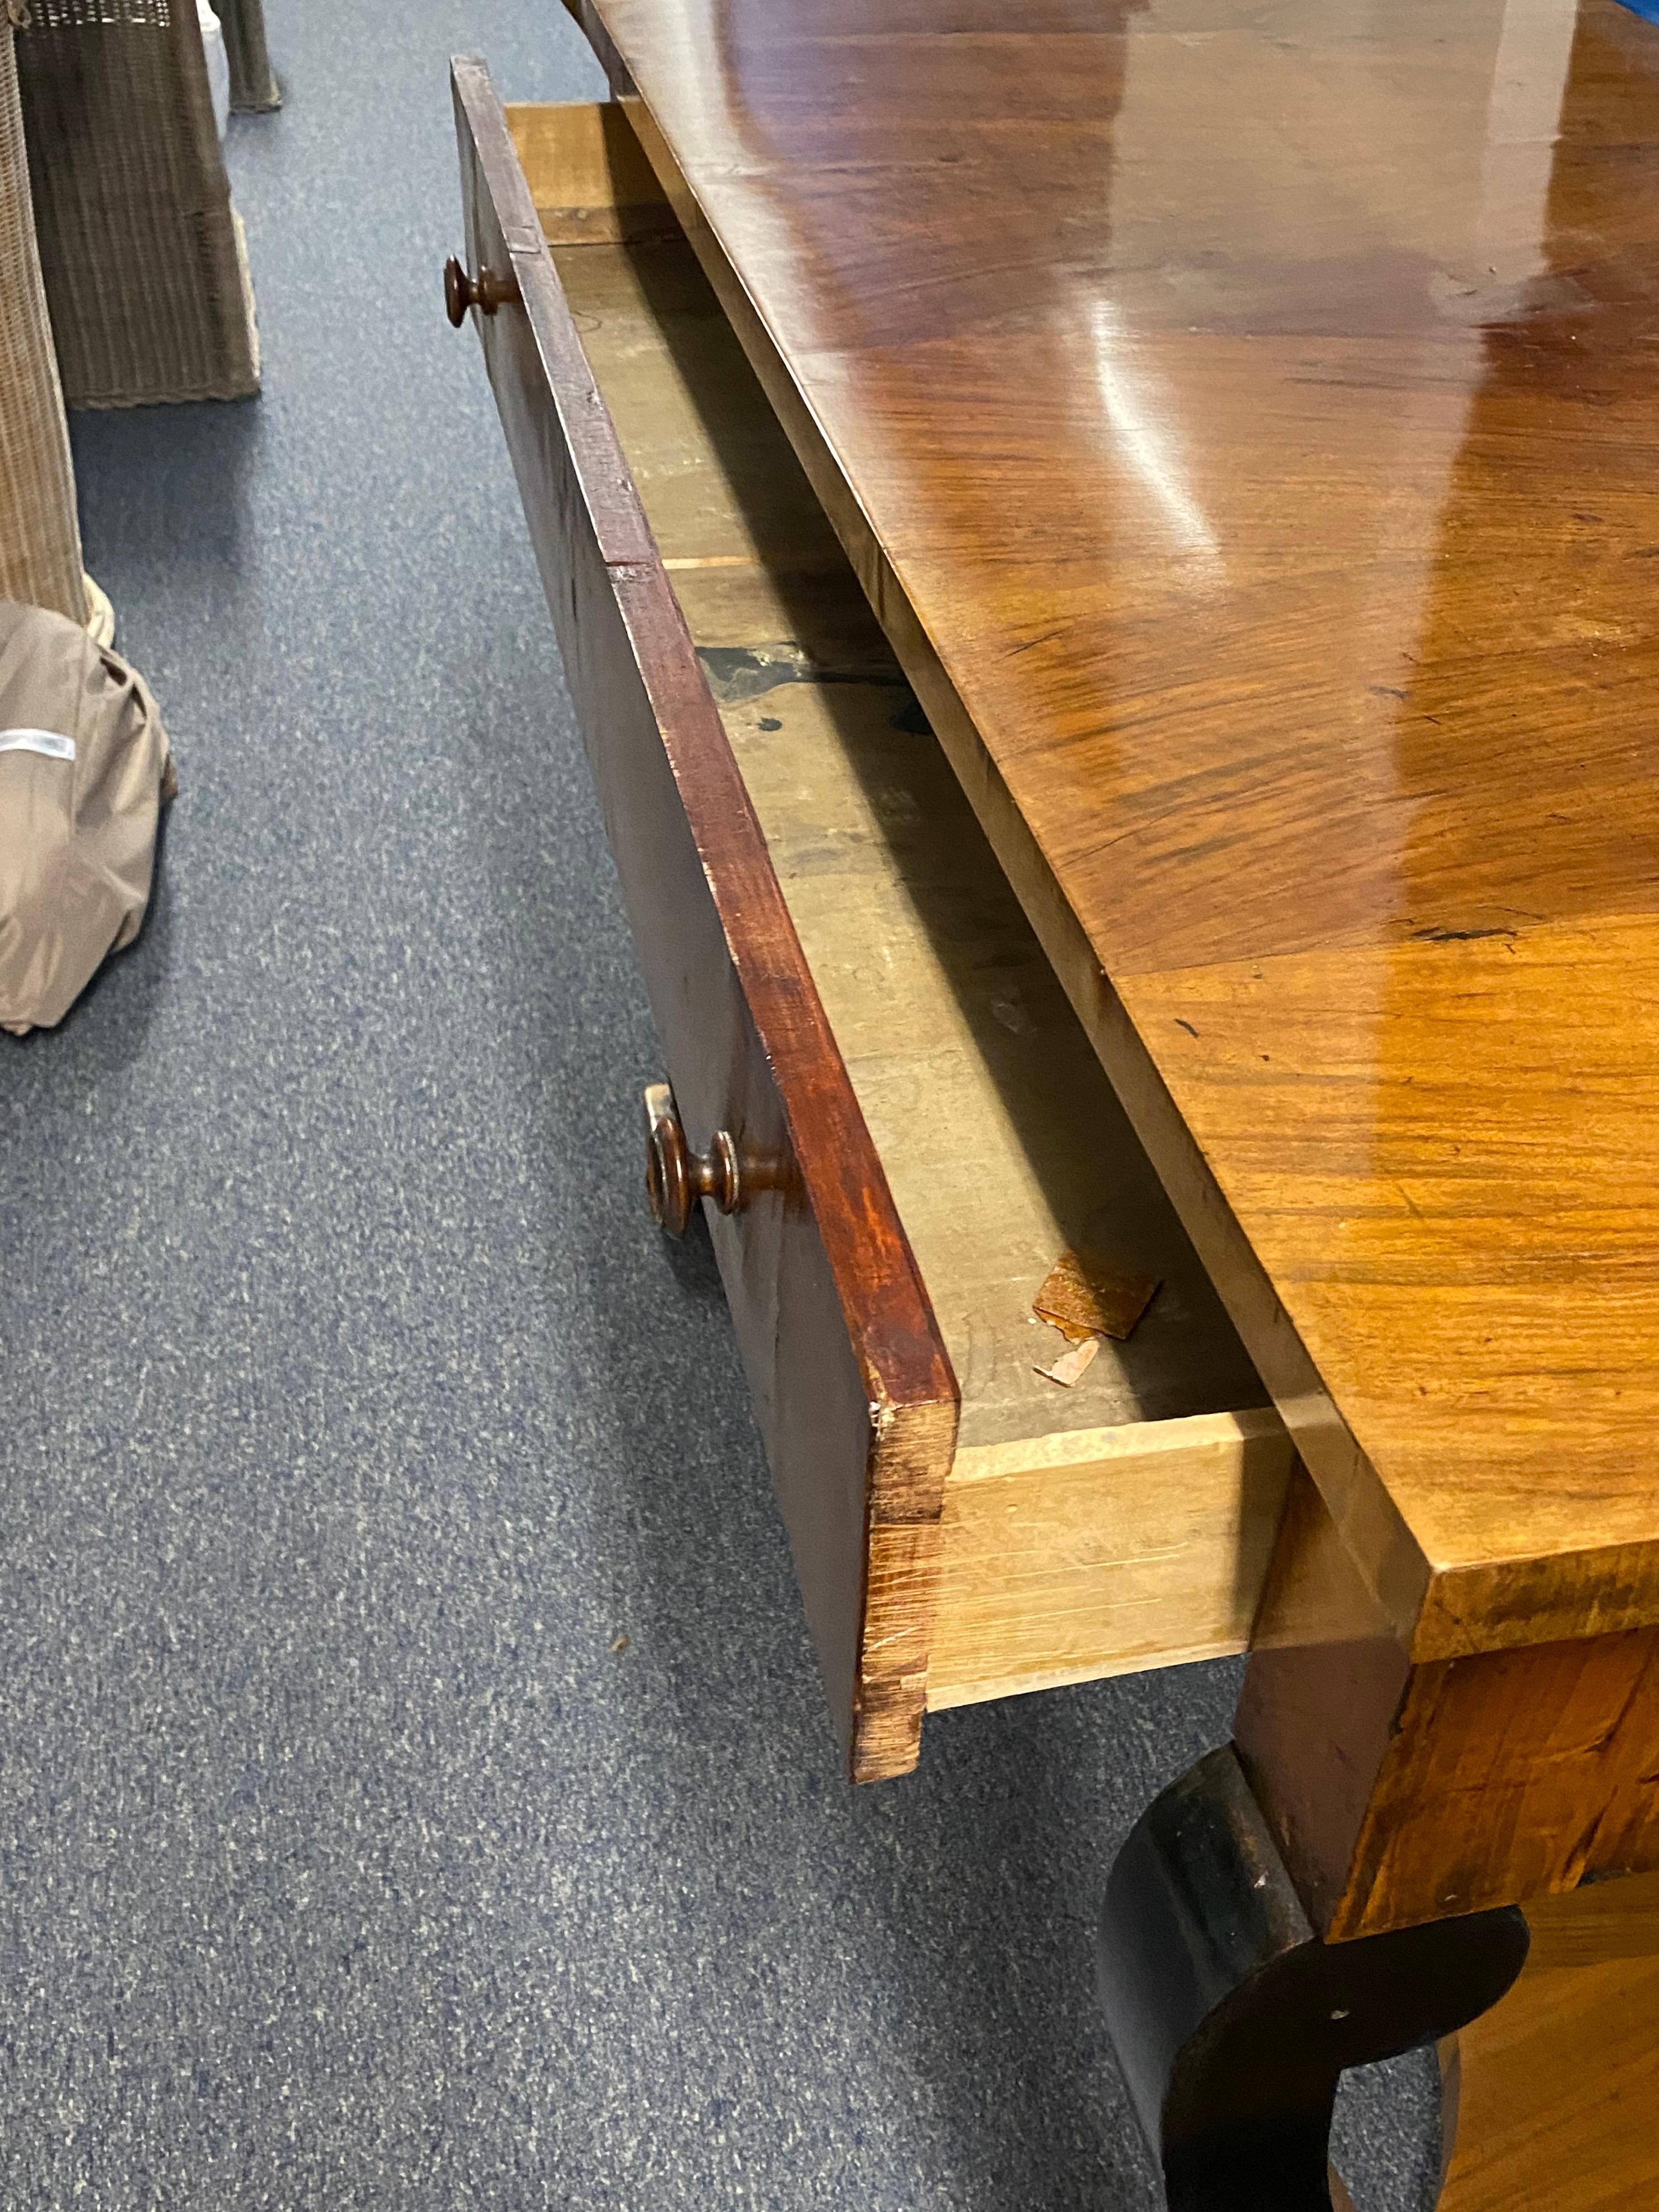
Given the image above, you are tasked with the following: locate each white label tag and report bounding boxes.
[0,728,75,761]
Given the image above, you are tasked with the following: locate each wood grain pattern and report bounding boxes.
[1439,1871,1659,2212]
[1517,1865,1659,1971]
[454,60,956,1780]
[504,99,675,242]
[1239,1470,1659,1936]
[1126,920,1659,1662]
[929,1411,1293,1710]
[569,0,1659,1661]
[1241,1614,1659,1938]
[561,0,1659,1931]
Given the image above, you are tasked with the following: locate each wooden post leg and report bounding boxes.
[1098,1746,1530,2212]
[1437,1870,1659,2212]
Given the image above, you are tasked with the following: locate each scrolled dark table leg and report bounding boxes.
[1099,1747,1530,2212]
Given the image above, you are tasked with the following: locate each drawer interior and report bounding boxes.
[508,100,1293,1709]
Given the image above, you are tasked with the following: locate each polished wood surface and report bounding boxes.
[1243,1600,1659,1937]
[580,0,1659,1662]
[454,64,957,1780]
[1236,1469,1659,1936]
[1439,1870,1659,2212]
[570,0,1659,1923]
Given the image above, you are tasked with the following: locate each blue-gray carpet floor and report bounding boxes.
[3,2,1435,2203]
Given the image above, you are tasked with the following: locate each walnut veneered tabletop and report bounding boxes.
[581,0,1659,1656]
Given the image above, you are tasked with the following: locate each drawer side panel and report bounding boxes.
[451,58,957,1777]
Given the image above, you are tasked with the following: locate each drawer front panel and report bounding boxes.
[450,59,956,1779]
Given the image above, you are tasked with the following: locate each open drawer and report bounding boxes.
[448,61,1295,1780]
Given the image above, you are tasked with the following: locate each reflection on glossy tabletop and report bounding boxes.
[589,0,1659,1663]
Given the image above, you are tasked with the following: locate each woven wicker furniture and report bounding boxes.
[17,0,260,408]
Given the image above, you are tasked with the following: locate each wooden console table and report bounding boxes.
[447,0,1659,2198]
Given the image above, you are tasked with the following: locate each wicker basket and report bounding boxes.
[17,0,260,408]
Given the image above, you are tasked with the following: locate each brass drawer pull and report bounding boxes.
[444,254,521,327]
[644,1081,776,1237]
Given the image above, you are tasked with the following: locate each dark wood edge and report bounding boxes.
[1099,1745,1528,2204]
[450,55,959,1777]
[558,0,637,95]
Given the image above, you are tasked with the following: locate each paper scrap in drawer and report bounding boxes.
[1035,1334,1102,1387]
[1033,1248,1159,1343]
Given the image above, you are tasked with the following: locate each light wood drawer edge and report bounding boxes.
[928,1408,1295,1712]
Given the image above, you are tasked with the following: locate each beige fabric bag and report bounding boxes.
[0,601,175,1036]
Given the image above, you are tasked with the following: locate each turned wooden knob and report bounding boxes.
[643,1082,749,1237]
[444,254,521,327]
